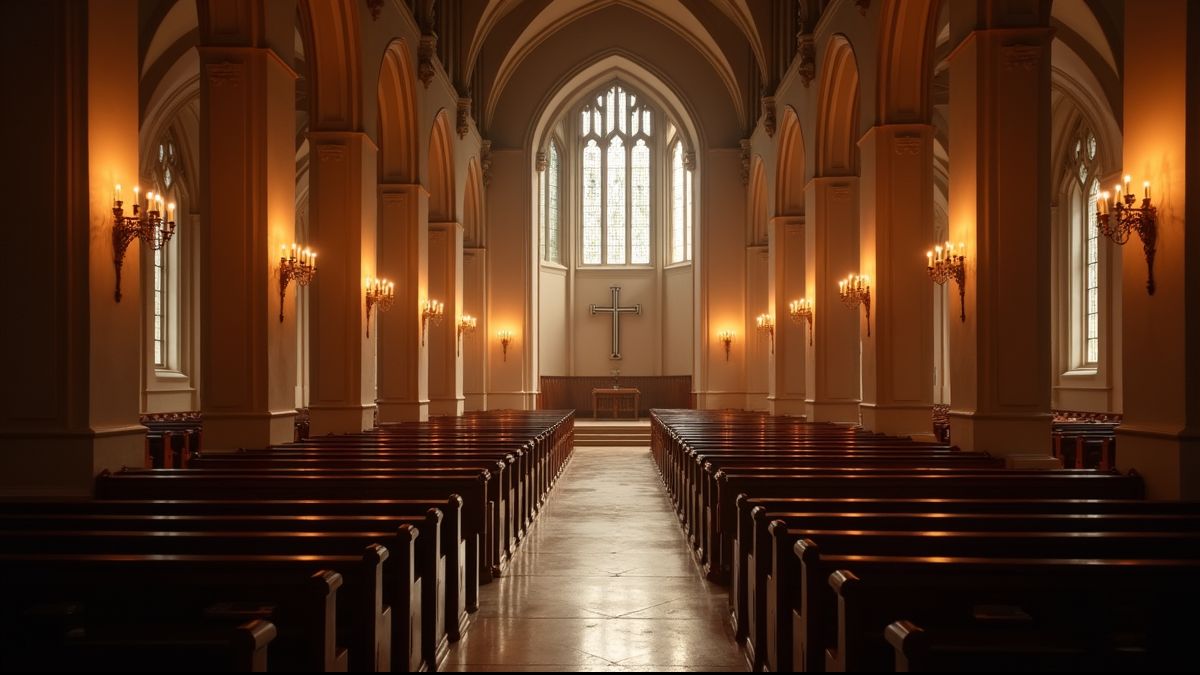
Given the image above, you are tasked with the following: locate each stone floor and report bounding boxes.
[443,445,746,672]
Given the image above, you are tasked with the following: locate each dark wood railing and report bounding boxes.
[539,376,692,417]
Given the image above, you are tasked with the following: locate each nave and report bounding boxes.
[444,441,744,672]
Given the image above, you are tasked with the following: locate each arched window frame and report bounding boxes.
[539,138,564,264]
[577,82,655,267]
[146,132,183,373]
[1069,125,1104,370]
[668,137,694,264]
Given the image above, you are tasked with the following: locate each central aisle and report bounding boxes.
[444,444,746,672]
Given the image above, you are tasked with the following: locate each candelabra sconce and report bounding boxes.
[364,276,395,337]
[755,313,776,354]
[838,274,872,338]
[498,329,514,362]
[420,299,445,347]
[788,299,814,345]
[926,242,967,322]
[279,244,317,322]
[718,330,734,361]
[1097,175,1158,295]
[456,314,477,356]
[111,184,177,302]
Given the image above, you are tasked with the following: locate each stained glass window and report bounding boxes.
[150,133,181,369]
[539,141,563,263]
[670,141,693,263]
[578,83,654,265]
[1072,126,1103,367]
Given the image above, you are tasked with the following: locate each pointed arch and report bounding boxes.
[296,0,363,130]
[817,35,861,176]
[378,39,419,183]
[748,155,767,245]
[876,0,940,124]
[775,106,806,216]
[464,157,484,247]
[428,110,455,222]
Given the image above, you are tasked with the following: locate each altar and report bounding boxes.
[592,387,641,419]
[538,376,693,417]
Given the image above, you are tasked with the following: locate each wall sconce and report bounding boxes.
[1098,175,1158,294]
[364,276,395,337]
[111,184,176,302]
[838,274,872,338]
[717,330,734,361]
[279,243,317,322]
[456,314,477,356]
[420,299,445,347]
[788,298,814,345]
[498,329,514,361]
[755,313,776,354]
[926,241,966,322]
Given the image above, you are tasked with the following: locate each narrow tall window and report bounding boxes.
[150,136,180,369]
[1073,128,1102,367]
[578,83,653,266]
[540,141,562,263]
[669,141,693,263]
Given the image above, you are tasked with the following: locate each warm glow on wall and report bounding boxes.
[717,329,734,361]
[498,329,515,361]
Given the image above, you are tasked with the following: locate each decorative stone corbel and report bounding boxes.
[418,34,437,89]
[682,150,696,172]
[456,97,472,138]
[535,150,548,173]
[365,0,383,21]
[761,95,777,137]
[855,0,870,15]
[480,140,493,186]
[739,139,751,185]
[797,34,816,87]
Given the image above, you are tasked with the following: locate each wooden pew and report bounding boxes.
[851,558,1200,672]
[753,508,1200,672]
[790,531,1200,673]
[0,514,441,673]
[0,534,401,673]
[0,555,350,672]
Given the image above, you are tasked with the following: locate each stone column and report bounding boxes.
[429,221,465,416]
[376,183,430,422]
[0,0,145,495]
[195,1,299,451]
[1116,0,1200,498]
[768,216,807,416]
[804,177,861,423]
[946,2,1054,460]
[858,125,935,438]
[307,131,378,435]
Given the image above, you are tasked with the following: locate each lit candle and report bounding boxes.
[310,252,316,269]
[133,185,140,206]
[1124,175,1132,195]
[1144,180,1151,200]
[281,244,287,259]
[1099,192,1108,214]
[145,191,153,210]
[167,202,175,220]
[114,183,121,205]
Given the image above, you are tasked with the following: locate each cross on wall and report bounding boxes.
[590,286,641,360]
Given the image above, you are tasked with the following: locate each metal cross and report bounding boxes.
[590,285,641,360]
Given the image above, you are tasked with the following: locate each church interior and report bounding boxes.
[3,0,1200,671]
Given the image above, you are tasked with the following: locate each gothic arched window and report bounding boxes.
[149,134,181,369]
[670,140,693,263]
[1072,128,1102,366]
[540,140,562,263]
[580,84,653,266]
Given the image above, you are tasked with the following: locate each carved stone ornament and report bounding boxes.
[207,61,242,87]
[739,139,751,185]
[797,34,816,88]
[418,34,437,89]
[535,150,548,173]
[893,135,922,156]
[365,0,383,20]
[855,0,870,15]
[1002,43,1042,72]
[480,140,493,187]
[682,150,696,172]
[419,0,438,34]
[761,96,777,137]
[457,98,472,139]
[317,145,347,162]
